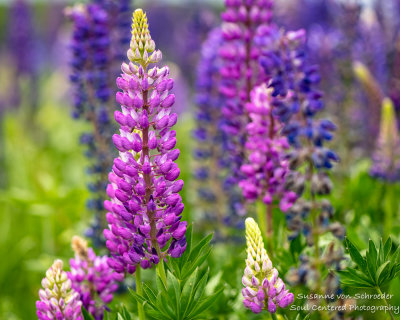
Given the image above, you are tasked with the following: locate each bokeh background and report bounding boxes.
[1,0,400,319]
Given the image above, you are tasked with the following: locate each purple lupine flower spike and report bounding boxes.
[216,0,273,223]
[104,9,187,274]
[219,0,272,173]
[36,260,83,320]
[68,236,124,320]
[239,84,297,212]
[242,218,294,314]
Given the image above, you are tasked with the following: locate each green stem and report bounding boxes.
[157,258,167,288]
[270,313,278,320]
[266,203,274,256]
[383,184,393,239]
[376,287,396,320]
[135,268,145,320]
[257,201,268,241]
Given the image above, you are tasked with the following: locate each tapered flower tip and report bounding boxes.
[353,61,371,84]
[353,61,382,102]
[379,98,399,147]
[130,8,155,54]
[245,218,264,253]
[52,259,63,272]
[71,235,88,260]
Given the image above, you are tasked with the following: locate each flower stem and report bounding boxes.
[266,203,274,255]
[270,313,278,320]
[383,183,393,239]
[377,287,395,320]
[157,259,167,288]
[135,268,145,320]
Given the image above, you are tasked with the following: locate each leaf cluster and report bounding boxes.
[128,226,223,320]
[338,237,400,289]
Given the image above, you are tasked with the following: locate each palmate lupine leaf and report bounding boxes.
[128,227,223,320]
[338,237,400,289]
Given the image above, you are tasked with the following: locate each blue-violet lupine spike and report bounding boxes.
[36,260,83,320]
[104,9,187,274]
[193,28,226,220]
[193,27,245,231]
[66,3,122,248]
[68,236,124,320]
[258,26,345,315]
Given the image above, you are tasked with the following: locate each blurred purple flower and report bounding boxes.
[68,236,123,320]
[239,84,296,212]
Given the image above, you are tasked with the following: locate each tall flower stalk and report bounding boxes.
[257,26,345,318]
[370,98,400,238]
[239,84,297,246]
[193,28,229,228]
[218,0,272,225]
[66,0,132,248]
[8,0,38,111]
[104,8,187,275]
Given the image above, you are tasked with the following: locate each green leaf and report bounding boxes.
[337,270,374,288]
[378,238,384,266]
[375,261,390,285]
[187,233,213,264]
[366,240,378,280]
[166,271,180,316]
[146,309,172,320]
[186,287,224,318]
[181,268,199,316]
[377,261,391,286]
[383,237,392,260]
[82,307,95,320]
[120,307,131,320]
[290,235,304,259]
[345,237,368,274]
[128,288,149,307]
[184,269,209,318]
[181,247,211,280]
[142,283,157,304]
[390,244,400,270]
[156,272,168,294]
[159,292,176,318]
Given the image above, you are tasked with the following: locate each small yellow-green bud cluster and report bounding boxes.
[128,9,161,65]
